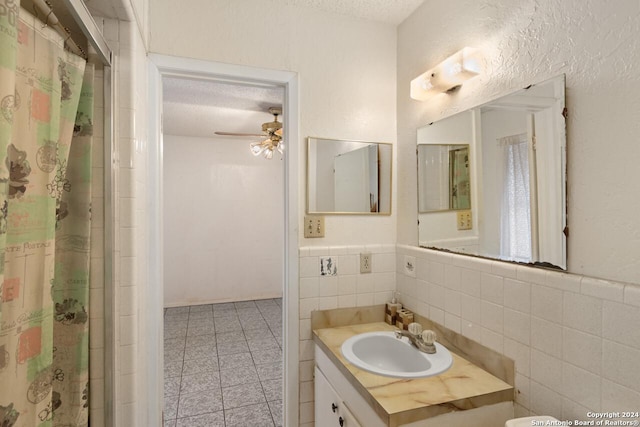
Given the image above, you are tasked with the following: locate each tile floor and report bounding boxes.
[164,298,283,427]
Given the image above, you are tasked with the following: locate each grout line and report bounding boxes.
[164,299,283,426]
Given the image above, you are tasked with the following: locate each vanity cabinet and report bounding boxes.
[315,366,361,427]
[314,323,515,427]
[315,345,387,427]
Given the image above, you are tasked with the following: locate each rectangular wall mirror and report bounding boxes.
[417,75,567,269]
[307,137,392,214]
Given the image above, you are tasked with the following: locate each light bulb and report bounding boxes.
[250,142,264,156]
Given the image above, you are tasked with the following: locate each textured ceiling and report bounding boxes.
[84,0,424,24]
[291,0,425,24]
[163,77,284,111]
[162,77,284,139]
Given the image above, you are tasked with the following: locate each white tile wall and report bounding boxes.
[503,308,530,345]
[603,301,640,349]
[94,16,149,427]
[562,363,601,410]
[531,317,562,358]
[562,327,601,373]
[299,244,396,424]
[300,241,640,423]
[602,380,640,412]
[397,244,640,419]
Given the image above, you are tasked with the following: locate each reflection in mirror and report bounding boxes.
[417,75,566,269]
[308,137,392,214]
[418,144,471,212]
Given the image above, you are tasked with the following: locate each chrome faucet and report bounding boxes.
[395,325,437,354]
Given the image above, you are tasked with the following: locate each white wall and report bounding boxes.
[397,0,640,285]
[162,134,283,306]
[397,0,640,421]
[140,1,640,425]
[149,7,396,424]
[149,0,398,246]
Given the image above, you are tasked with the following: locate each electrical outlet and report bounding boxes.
[360,252,372,273]
[457,210,472,230]
[404,255,416,277]
[304,215,325,238]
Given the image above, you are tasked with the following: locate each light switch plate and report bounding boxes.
[457,210,472,230]
[304,215,325,238]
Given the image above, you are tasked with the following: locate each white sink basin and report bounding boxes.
[341,331,453,378]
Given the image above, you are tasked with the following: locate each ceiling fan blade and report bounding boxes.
[214,131,265,137]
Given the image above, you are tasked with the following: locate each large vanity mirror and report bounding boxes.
[417,75,567,269]
[308,137,392,214]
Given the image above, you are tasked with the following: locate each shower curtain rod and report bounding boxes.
[32,0,87,59]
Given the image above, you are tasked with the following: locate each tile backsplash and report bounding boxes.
[298,244,396,425]
[299,245,397,313]
[299,244,640,426]
[396,244,640,420]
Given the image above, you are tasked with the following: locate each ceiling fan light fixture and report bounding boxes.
[262,121,282,133]
[250,137,283,159]
[251,107,285,160]
[250,141,266,156]
[218,106,284,159]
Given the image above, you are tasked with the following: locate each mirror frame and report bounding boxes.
[306,137,393,215]
[416,75,567,270]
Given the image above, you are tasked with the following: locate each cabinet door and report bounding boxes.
[315,366,341,426]
[338,401,362,427]
[315,366,363,427]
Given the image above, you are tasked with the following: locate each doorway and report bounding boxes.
[147,55,299,426]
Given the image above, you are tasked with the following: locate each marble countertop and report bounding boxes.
[313,322,514,426]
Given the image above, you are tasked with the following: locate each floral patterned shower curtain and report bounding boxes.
[0,7,94,427]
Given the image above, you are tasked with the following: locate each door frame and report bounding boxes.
[147,53,300,426]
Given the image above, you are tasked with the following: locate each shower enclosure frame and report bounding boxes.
[58,0,116,425]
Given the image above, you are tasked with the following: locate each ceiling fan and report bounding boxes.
[214,107,284,159]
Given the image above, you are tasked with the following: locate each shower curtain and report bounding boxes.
[0,7,94,427]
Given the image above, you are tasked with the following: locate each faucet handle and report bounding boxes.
[408,322,422,336]
[422,330,436,345]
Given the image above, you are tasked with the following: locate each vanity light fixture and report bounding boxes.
[410,47,481,101]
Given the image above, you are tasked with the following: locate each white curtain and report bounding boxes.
[498,133,532,262]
